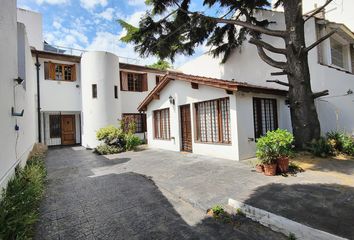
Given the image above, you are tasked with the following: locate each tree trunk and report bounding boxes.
[283,0,321,148]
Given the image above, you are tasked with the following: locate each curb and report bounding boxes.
[228,198,348,240]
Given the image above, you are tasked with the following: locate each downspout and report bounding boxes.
[35,53,42,143]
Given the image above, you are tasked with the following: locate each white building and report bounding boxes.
[139,10,354,160]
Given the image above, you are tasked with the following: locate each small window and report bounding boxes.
[114,85,118,99]
[49,115,61,138]
[92,84,97,98]
[195,98,231,144]
[153,108,170,140]
[253,98,278,139]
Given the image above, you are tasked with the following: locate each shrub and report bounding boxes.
[341,135,354,155]
[95,144,123,155]
[96,125,124,145]
[125,133,141,151]
[324,131,354,156]
[256,129,294,164]
[211,205,225,216]
[0,152,46,239]
[309,137,334,157]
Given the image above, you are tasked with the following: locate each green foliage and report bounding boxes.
[96,125,124,144]
[117,19,139,43]
[326,131,345,152]
[256,129,294,164]
[309,137,334,157]
[95,144,123,155]
[288,233,297,240]
[125,133,142,151]
[0,153,47,239]
[119,0,272,63]
[211,205,225,216]
[341,135,354,156]
[147,59,171,70]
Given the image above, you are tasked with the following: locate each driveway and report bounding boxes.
[35,147,284,239]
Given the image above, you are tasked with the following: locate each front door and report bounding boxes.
[180,104,192,152]
[61,115,76,145]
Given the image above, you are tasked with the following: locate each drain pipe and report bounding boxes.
[35,52,42,143]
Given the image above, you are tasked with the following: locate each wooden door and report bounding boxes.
[180,105,192,152]
[61,115,76,145]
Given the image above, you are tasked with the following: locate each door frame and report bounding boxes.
[179,104,193,152]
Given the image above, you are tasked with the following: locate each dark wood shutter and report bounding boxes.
[120,71,128,91]
[44,62,49,79]
[142,73,148,91]
[49,62,56,80]
[71,64,76,81]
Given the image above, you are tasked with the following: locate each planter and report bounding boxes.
[277,157,289,173]
[263,163,277,176]
[255,164,264,173]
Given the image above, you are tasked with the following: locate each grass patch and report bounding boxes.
[0,144,47,239]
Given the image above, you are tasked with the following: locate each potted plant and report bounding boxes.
[256,135,278,176]
[256,129,294,176]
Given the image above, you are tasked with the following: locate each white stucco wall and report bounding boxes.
[146,80,240,160]
[17,8,43,50]
[0,1,37,190]
[81,51,121,148]
[38,58,81,112]
[179,10,354,136]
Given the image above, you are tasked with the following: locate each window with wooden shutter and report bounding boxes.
[253,98,278,139]
[45,62,76,81]
[120,71,147,92]
[195,97,231,144]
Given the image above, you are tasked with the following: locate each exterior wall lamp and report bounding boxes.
[169,95,175,105]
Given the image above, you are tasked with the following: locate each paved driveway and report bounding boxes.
[35,147,284,239]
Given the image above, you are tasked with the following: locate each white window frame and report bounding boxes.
[329,34,352,72]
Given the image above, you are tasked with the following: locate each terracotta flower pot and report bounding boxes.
[255,164,264,173]
[263,163,277,176]
[277,157,289,173]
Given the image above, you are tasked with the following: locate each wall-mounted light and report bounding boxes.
[169,95,175,105]
[14,77,24,85]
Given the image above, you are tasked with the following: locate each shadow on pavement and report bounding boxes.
[244,183,354,239]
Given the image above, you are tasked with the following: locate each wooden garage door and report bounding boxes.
[180,104,192,152]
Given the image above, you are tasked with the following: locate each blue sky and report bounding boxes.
[17,0,209,67]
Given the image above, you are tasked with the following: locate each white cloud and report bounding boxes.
[80,0,107,10]
[53,20,62,29]
[127,0,146,7]
[124,11,145,26]
[97,8,115,21]
[36,0,69,5]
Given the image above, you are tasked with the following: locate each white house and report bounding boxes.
[139,10,354,160]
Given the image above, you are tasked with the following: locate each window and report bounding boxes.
[122,114,147,133]
[195,97,231,144]
[49,115,61,138]
[92,84,97,98]
[153,108,170,139]
[120,71,148,92]
[114,85,118,99]
[44,62,76,81]
[331,38,345,68]
[253,98,278,139]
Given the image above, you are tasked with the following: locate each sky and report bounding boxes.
[17,0,352,68]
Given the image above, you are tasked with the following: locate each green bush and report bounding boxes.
[309,137,334,157]
[0,153,46,239]
[211,205,225,216]
[326,131,345,152]
[125,133,141,151]
[95,144,123,155]
[256,129,294,164]
[342,135,354,155]
[96,125,124,144]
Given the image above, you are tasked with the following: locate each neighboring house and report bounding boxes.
[0,4,38,189]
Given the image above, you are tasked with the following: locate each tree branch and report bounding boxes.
[271,71,289,76]
[304,0,334,22]
[249,43,288,69]
[249,38,287,55]
[305,29,338,53]
[266,79,290,87]
[177,7,288,38]
[313,90,329,99]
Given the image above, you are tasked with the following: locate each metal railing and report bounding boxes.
[43,44,140,64]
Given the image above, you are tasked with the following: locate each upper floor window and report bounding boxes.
[44,62,76,81]
[330,38,345,69]
[120,71,148,92]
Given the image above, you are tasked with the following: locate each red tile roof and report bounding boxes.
[138,71,288,111]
